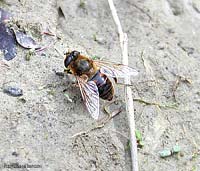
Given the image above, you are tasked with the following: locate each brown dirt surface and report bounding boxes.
[0,0,200,170]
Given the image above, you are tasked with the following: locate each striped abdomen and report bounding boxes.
[89,70,114,101]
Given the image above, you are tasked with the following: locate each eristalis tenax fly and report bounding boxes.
[64,50,138,119]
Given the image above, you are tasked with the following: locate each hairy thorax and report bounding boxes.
[69,59,98,80]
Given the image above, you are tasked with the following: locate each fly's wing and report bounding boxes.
[76,77,99,120]
[94,60,138,78]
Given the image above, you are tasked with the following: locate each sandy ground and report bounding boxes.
[0,0,200,170]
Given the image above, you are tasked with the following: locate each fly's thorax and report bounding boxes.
[71,58,96,77]
[74,59,90,76]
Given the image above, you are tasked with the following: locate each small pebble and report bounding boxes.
[3,87,23,97]
[159,149,172,158]
[172,145,181,153]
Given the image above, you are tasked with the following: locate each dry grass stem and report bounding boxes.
[107,0,139,170]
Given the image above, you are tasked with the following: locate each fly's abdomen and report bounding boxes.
[90,70,114,101]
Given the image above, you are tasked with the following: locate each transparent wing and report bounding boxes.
[94,60,138,78]
[76,77,99,120]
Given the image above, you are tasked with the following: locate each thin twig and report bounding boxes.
[0,60,10,69]
[107,0,139,171]
[71,102,122,138]
[172,76,181,100]
[127,2,152,22]
[35,40,57,53]
[101,99,123,123]
[133,98,178,109]
[71,123,105,138]
[171,75,192,100]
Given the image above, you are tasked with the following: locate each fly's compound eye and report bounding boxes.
[64,50,80,68]
[71,51,80,60]
[64,54,73,68]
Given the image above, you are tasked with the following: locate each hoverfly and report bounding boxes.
[64,50,138,119]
